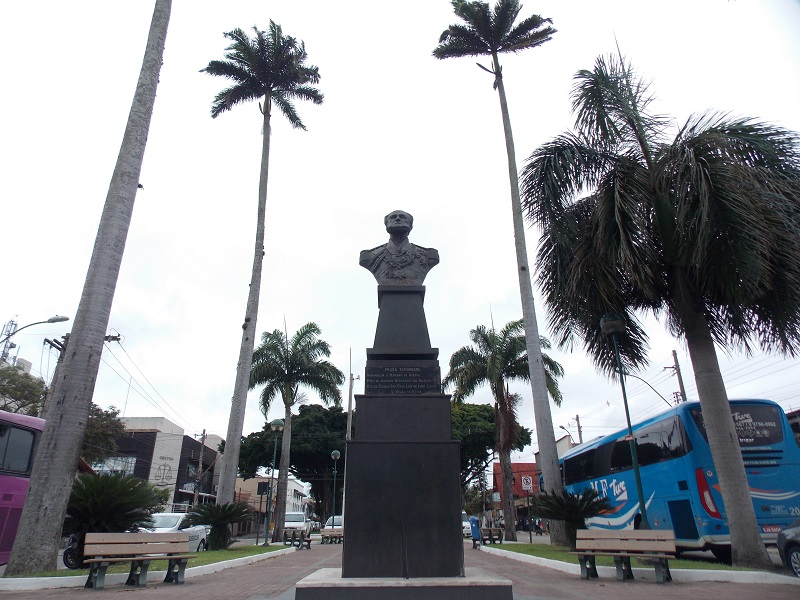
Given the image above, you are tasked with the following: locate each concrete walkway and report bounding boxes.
[1,540,798,599]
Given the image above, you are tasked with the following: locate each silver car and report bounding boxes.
[777,518,800,578]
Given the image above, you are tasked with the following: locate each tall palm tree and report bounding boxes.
[520,53,800,568]
[443,319,563,541]
[202,23,323,505]
[5,0,172,575]
[433,0,566,544]
[249,322,344,542]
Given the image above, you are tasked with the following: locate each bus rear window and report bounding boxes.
[690,404,783,447]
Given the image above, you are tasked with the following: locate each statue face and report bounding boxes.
[385,210,413,235]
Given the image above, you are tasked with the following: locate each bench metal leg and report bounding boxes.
[85,562,109,590]
[125,559,151,587]
[164,557,189,584]
[613,556,634,581]
[653,558,672,583]
[577,555,599,580]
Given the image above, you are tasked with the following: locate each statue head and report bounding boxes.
[384,210,413,236]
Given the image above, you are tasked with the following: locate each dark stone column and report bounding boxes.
[341,284,465,579]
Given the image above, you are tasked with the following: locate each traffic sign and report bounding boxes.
[521,475,533,491]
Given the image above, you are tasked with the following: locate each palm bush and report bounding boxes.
[185,502,252,550]
[62,473,163,559]
[531,488,612,550]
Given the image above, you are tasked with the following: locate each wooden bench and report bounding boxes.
[479,527,504,545]
[282,529,312,549]
[320,529,343,544]
[83,531,196,590]
[572,529,676,584]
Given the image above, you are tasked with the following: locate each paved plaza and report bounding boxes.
[1,539,798,600]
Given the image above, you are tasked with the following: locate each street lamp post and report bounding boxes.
[601,313,650,529]
[263,418,284,546]
[0,315,69,361]
[330,450,341,526]
[559,425,576,445]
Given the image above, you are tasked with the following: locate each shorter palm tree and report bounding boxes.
[62,473,165,561]
[249,322,344,542]
[443,319,563,541]
[531,488,611,550]
[185,502,252,550]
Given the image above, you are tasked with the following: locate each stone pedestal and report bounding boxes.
[296,275,511,597]
[295,568,513,600]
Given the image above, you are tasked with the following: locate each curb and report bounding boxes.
[480,545,800,585]
[0,546,295,591]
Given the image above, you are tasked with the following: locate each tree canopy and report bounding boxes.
[520,52,800,568]
[0,366,46,416]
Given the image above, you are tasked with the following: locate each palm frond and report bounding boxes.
[202,22,322,125]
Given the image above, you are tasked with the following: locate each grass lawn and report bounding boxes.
[8,544,285,578]
[495,543,759,571]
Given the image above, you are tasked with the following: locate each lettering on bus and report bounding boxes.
[589,478,627,502]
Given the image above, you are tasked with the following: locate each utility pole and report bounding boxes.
[193,429,206,506]
[669,350,687,403]
[346,348,360,441]
[575,414,583,444]
[41,333,120,419]
[40,335,69,419]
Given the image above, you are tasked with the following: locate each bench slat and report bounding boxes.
[84,542,189,556]
[576,529,674,541]
[576,539,675,553]
[85,532,187,544]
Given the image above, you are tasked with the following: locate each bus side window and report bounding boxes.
[0,425,35,473]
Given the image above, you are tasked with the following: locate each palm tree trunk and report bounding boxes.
[491,52,567,547]
[5,0,172,576]
[678,283,772,569]
[497,403,517,542]
[216,99,273,504]
[271,401,293,542]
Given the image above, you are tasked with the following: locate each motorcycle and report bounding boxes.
[62,534,82,570]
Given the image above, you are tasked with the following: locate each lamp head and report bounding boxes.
[331,450,341,461]
[47,315,69,323]
[270,418,285,432]
[600,313,626,336]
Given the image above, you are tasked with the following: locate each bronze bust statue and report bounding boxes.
[360,210,439,285]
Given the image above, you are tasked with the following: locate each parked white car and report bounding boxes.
[146,512,211,551]
[284,512,312,536]
[323,515,343,531]
[462,511,471,537]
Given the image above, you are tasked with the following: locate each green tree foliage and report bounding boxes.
[63,473,163,559]
[0,366,46,416]
[520,52,800,568]
[82,404,126,466]
[451,402,531,489]
[238,405,348,523]
[202,22,323,506]
[531,488,612,550]
[282,404,346,523]
[185,502,252,550]
[249,322,343,541]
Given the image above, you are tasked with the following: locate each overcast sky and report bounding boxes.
[2,0,799,464]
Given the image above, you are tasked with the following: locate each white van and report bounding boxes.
[284,512,312,536]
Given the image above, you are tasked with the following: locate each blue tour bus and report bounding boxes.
[559,398,800,560]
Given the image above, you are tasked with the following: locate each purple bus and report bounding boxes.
[0,409,44,565]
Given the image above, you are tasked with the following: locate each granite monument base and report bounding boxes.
[295,567,513,600]
[342,439,463,578]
